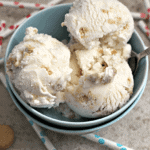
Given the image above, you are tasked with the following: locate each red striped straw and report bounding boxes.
[0,0,63,10]
[144,0,150,14]
[0,12,38,64]
[0,20,6,33]
[138,20,150,40]
[0,1,47,10]
[144,0,150,27]
[0,0,63,40]
[131,12,149,20]
[0,11,38,39]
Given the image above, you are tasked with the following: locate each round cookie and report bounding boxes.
[0,124,14,149]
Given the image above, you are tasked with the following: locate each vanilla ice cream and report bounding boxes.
[68,40,131,85]
[62,0,134,118]
[6,27,72,108]
[62,0,134,50]
[65,55,134,118]
[7,0,134,119]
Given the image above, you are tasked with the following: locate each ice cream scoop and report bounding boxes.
[68,41,131,86]
[62,0,134,50]
[65,55,134,118]
[6,27,72,108]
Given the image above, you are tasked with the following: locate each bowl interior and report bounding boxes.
[5,4,148,127]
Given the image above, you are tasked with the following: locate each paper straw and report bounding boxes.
[26,117,56,150]
[0,11,38,39]
[0,0,63,9]
[131,12,148,20]
[144,0,150,27]
[0,1,47,10]
[47,0,63,6]
[81,133,134,150]
[0,20,6,33]
[138,20,150,40]
[144,0,150,14]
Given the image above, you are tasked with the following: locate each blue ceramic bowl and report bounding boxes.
[5,71,148,134]
[5,4,149,128]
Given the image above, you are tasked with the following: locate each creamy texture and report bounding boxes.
[7,27,72,108]
[62,0,134,50]
[68,41,131,86]
[66,55,134,118]
[66,39,134,118]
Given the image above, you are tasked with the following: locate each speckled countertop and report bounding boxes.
[0,0,150,150]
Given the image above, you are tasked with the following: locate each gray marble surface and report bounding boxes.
[0,0,150,150]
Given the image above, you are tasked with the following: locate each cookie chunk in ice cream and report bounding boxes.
[62,0,134,50]
[6,27,72,108]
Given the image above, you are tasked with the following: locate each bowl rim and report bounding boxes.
[4,3,149,127]
[6,72,147,134]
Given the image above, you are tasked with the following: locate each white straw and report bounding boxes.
[131,12,147,19]
[0,11,38,39]
[0,0,63,9]
[144,0,150,13]
[0,1,47,10]
[0,20,6,33]
[47,0,63,6]
[144,0,150,28]
[81,133,134,150]
[138,20,150,40]
[26,117,56,150]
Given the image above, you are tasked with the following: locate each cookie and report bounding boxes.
[0,124,14,150]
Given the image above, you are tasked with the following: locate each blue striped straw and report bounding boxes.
[26,117,56,150]
[81,133,134,150]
